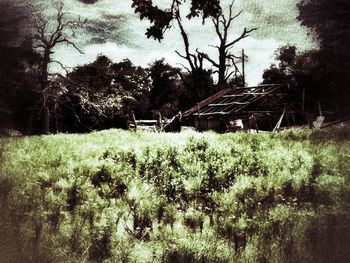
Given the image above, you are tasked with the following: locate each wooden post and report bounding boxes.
[273,108,286,131]
[301,88,305,114]
[242,49,245,87]
[157,112,162,129]
[132,111,137,130]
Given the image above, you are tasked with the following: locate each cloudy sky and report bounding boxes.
[41,0,317,85]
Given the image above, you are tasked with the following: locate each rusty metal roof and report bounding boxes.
[183,84,287,117]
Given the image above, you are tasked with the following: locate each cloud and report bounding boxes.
[77,0,99,4]
[84,17,130,45]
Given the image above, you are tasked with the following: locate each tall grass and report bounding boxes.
[0,128,349,262]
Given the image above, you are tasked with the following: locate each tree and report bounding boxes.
[110,59,152,119]
[262,45,329,116]
[197,1,256,88]
[55,55,152,132]
[131,0,256,92]
[131,0,221,41]
[57,55,125,132]
[30,1,86,133]
[149,59,183,117]
[297,0,350,116]
[0,0,41,132]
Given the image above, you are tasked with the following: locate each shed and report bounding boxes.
[182,84,300,132]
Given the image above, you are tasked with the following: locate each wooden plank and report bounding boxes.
[136,120,158,124]
[193,112,228,116]
[320,116,350,129]
[223,94,244,98]
[208,102,249,107]
[224,93,284,98]
[183,88,233,117]
[241,110,297,114]
[273,108,287,131]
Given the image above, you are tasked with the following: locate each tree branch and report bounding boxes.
[226,27,258,48]
[51,60,70,75]
[197,50,220,68]
[175,50,187,60]
[56,38,84,54]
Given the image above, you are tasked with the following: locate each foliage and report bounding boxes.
[131,0,221,41]
[54,56,151,132]
[149,59,184,118]
[296,0,350,116]
[0,128,350,262]
[262,45,333,117]
[0,0,41,133]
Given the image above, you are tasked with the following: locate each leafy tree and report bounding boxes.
[131,0,221,41]
[56,56,120,132]
[297,0,350,116]
[0,0,41,133]
[55,55,151,132]
[149,59,183,117]
[179,68,215,109]
[110,59,151,119]
[262,45,330,116]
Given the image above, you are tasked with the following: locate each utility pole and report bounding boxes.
[242,49,246,87]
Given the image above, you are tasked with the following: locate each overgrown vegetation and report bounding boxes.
[0,128,349,262]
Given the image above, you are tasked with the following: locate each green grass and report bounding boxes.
[0,128,350,262]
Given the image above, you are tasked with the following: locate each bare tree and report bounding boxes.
[173,3,205,74]
[172,4,213,98]
[30,1,85,134]
[172,1,256,89]
[199,1,257,88]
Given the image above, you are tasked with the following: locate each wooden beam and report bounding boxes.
[208,102,249,107]
[193,112,228,116]
[223,94,245,98]
[135,120,158,125]
[241,110,297,114]
[223,93,284,98]
[273,108,286,131]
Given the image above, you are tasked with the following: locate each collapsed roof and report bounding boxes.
[183,84,295,118]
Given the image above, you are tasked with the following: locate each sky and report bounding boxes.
[39,0,317,85]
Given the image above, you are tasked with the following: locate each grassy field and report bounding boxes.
[0,128,350,263]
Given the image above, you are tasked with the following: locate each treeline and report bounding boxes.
[0,1,217,135]
[263,0,350,118]
[37,56,216,133]
[1,50,217,134]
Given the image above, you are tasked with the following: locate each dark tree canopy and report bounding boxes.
[55,56,152,132]
[297,0,350,116]
[149,59,183,117]
[0,0,41,132]
[131,0,221,41]
[262,45,334,117]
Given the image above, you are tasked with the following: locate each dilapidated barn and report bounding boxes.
[182,84,302,132]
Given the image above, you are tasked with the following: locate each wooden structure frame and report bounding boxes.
[183,84,299,132]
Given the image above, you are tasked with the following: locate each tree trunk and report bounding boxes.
[40,49,51,134]
[41,106,50,134]
[218,45,227,89]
